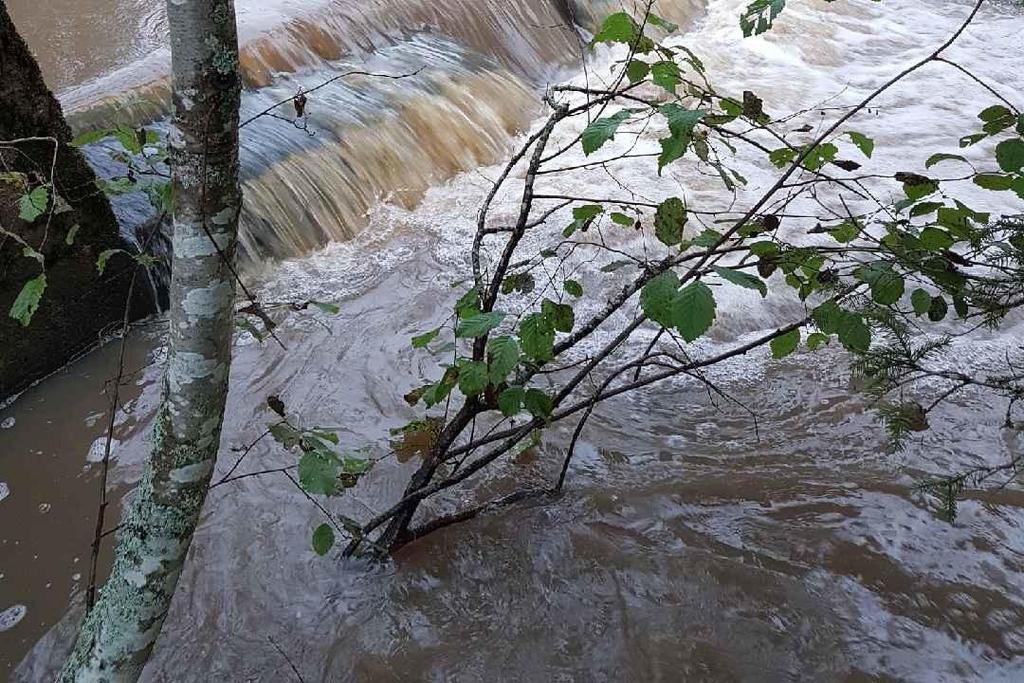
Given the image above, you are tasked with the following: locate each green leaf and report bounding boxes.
[520,312,555,361]
[804,143,838,172]
[995,139,1024,173]
[973,173,1014,191]
[847,132,874,158]
[455,311,505,338]
[524,389,553,419]
[269,422,303,449]
[64,224,80,246]
[650,60,680,93]
[458,361,490,397]
[979,105,1012,123]
[581,110,632,156]
[857,262,905,306]
[673,281,716,342]
[591,12,637,44]
[541,298,575,333]
[600,259,634,273]
[807,332,829,351]
[609,212,633,227]
[770,329,800,358]
[647,13,680,32]
[658,104,705,172]
[422,375,456,408]
[911,288,931,316]
[502,271,536,295]
[563,279,583,297]
[298,452,341,496]
[96,249,124,275]
[712,266,767,297]
[692,229,722,248]
[71,129,111,147]
[925,153,968,169]
[498,387,526,417]
[654,197,687,246]
[928,295,948,322]
[311,301,340,315]
[625,60,649,84]
[311,523,335,555]
[564,204,604,237]
[919,227,954,252]
[455,287,480,318]
[640,271,680,327]
[768,147,797,168]
[830,220,860,243]
[838,313,870,352]
[487,336,520,382]
[9,274,47,327]
[740,0,787,37]
[909,201,944,218]
[412,328,441,348]
[18,186,49,222]
[903,178,938,201]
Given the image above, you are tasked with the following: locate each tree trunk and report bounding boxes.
[58,1,242,680]
[0,0,147,399]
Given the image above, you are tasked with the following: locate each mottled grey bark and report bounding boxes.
[59,1,242,681]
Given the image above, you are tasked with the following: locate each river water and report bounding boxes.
[2,0,1024,680]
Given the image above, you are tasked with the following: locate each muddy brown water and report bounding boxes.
[3,0,1024,680]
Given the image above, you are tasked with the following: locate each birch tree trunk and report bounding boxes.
[59,1,242,680]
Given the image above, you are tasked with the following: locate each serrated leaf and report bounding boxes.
[311,523,335,555]
[640,271,680,327]
[911,288,931,316]
[18,186,49,222]
[625,60,649,84]
[654,197,687,246]
[713,266,767,297]
[563,279,583,297]
[847,132,874,158]
[838,313,870,352]
[591,12,637,44]
[658,104,705,172]
[995,139,1024,173]
[9,274,47,327]
[673,281,716,342]
[541,298,574,333]
[498,386,526,417]
[524,389,552,419]
[857,262,905,306]
[650,60,680,93]
[458,361,490,396]
[487,336,520,383]
[456,311,505,338]
[807,332,829,351]
[770,329,800,358]
[299,452,341,496]
[919,227,954,251]
[582,110,632,156]
[520,312,555,362]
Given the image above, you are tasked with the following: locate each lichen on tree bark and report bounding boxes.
[59,0,243,680]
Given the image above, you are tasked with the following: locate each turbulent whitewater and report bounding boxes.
[1,0,1023,680]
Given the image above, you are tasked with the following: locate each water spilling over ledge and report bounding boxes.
[44,0,706,262]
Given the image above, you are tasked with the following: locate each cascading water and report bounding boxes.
[2,0,1023,680]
